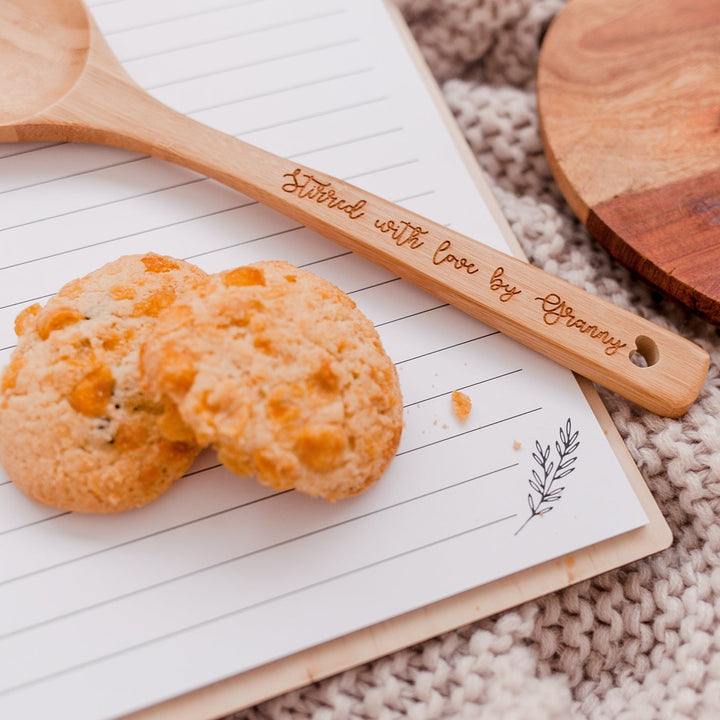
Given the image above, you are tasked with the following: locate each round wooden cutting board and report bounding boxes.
[537,0,720,324]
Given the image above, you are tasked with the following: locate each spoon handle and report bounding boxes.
[31,28,708,417]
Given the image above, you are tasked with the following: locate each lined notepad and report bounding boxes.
[0,2,653,719]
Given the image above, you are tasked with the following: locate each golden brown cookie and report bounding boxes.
[0,253,207,513]
[140,261,403,500]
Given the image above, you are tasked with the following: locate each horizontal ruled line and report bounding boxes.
[396,407,543,457]
[298,251,353,269]
[182,223,303,261]
[0,156,147,198]
[0,189,251,274]
[0,463,517,644]
[0,94,393,200]
[0,509,68,534]
[101,0,263,36]
[0,507,517,695]
[289,126,403,161]
[403,369,524,408]
[0,294,55,312]
[2,510,519,696]
[0,490,290,587]
[0,168,431,310]
[0,143,65,160]
[0,133,413,238]
[116,8,348,63]
[0,175,203,237]
[185,65,374,116]
[394,331,501,363]
[87,0,130,6]
[144,37,362,92]
[237,95,389,137]
[0,394,527,547]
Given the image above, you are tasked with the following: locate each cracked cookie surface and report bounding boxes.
[141,260,403,500]
[0,253,206,512]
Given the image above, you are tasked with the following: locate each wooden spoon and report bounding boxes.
[0,0,709,416]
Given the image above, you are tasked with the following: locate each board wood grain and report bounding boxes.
[537,0,720,324]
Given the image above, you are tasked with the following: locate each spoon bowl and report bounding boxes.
[0,0,710,416]
[0,0,89,126]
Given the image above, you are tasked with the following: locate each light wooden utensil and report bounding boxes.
[0,0,709,417]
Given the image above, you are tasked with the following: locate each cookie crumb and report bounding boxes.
[451,390,471,422]
[513,440,522,450]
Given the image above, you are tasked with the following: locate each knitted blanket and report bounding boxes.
[234,1,720,718]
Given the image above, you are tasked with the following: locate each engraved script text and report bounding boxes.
[374,219,427,248]
[534,293,627,356]
[489,267,521,302]
[282,169,366,219]
[432,240,479,274]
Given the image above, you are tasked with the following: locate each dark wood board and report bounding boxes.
[537,0,720,323]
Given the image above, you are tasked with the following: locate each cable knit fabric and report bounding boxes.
[231,1,720,718]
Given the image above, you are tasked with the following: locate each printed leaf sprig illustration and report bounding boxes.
[515,419,580,534]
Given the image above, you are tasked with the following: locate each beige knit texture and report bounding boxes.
[230,1,720,717]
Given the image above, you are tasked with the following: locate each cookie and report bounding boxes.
[0,253,206,513]
[140,260,403,500]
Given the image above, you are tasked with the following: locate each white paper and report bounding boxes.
[0,1,647,718]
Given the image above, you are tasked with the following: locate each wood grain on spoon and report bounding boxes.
[0,0,89,122]
[0,0,710,416]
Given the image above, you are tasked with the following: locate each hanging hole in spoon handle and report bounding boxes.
[0,0,709,416]
[630,336,659,369]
